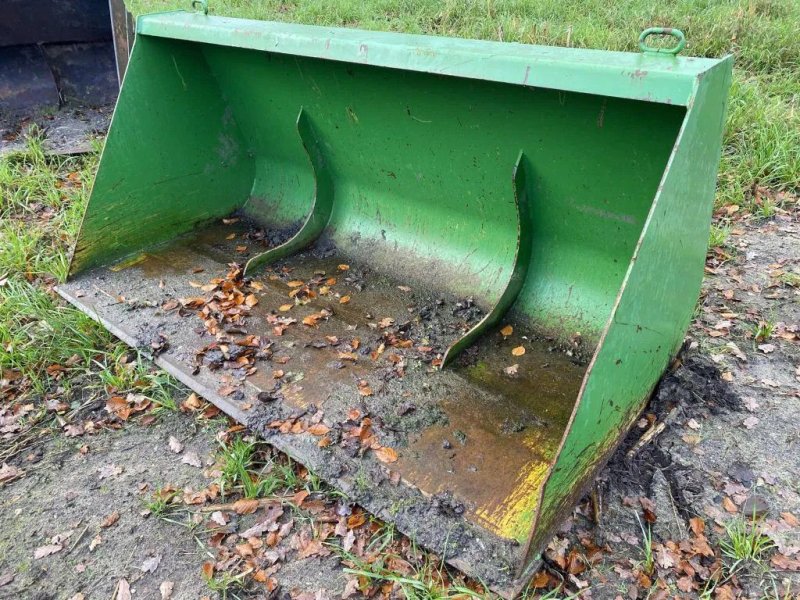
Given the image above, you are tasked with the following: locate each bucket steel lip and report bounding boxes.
[136,11,719,106]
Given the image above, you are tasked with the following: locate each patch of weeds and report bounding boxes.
[144,487,178,519]
[340,544,485,600]
[217,436,260,499]
[94,348,182,414]
[752,197,778,220]
[0,131,96,280]
[203,569,248,600]
[635,513,655,575]
[708,224,731,249]
[354,463,370,493]
[216,437,315,499]
[366,520,396,554]
[752,319,776,342]
[720,517,775,568]
[0,278,113,393]
[777,271,800,287]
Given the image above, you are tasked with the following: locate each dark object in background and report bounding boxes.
[0,0,133,114]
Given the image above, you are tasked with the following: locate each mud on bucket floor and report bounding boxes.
[57,216,589,593]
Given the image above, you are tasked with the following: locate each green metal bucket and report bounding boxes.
[58,10,731,595]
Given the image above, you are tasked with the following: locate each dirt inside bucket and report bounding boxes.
[58,215,589,589]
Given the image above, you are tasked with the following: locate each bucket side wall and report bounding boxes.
[527,57,733,561]
[69,36,255,274]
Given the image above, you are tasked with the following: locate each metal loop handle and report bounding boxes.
[638,27,686,55]
[191,0,208,15]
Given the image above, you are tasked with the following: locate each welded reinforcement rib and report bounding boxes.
[440,150,532,368]
[244,107,333,276]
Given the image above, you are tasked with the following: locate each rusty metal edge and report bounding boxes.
[55,283,541,599]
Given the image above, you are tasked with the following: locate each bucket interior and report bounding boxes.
[65,31,690,550]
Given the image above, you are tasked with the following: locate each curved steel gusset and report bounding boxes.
[244,107,334,276]
[440,151,532,368]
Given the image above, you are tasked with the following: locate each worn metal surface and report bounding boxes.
[0,0,119,113]
[0,46,59,112]
[0,0,111,47]
[109,0,136,84]
[60,12,732,596]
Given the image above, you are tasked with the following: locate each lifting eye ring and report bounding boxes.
[638,28,686,55]
[191,0,209,15]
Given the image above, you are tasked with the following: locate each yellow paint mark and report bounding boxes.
[473,460,549,541]
[109,253,149,271]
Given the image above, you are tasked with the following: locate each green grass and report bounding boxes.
[720,518,775,567]
[0,133,186,409]
[341,547,485,600]
[127,0,799,211]
[215,436,326,499]
[0,133,96,280]
[0,278,113,393]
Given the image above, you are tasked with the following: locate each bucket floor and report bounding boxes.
[58,217,587,591]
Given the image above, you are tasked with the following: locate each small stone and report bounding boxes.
[741,494,769,520]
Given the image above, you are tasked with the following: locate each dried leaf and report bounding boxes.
[0,463,24,483]
[141,554,162,573]
[374,446,398,463]
[98,464,123,480]
[160,581,175,599]
[34,544,63,559]
[339,295,351,304]
[117,579,132,600]
[101,511,120,528]
[168,436,183,454]
[233,498,260,515]
[500,325,513,337]
[307,423,330,436]
[512,345,526,357]
[181,452,202,468]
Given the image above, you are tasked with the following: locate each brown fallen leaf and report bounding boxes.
[771,553,800,571]
[181,452,202,468]
[168,436,183,454]
[106,396,131,420]
[279,304,293,312]
[500,325,513,337]
[117,578,132,600]
[233,498,260,515]
[100,511,120,528]
[512,345,526,356]
[374,446,398,463]
[357,380,373,397]
[722,497,738,513]
[337,264,350,271]
[307,423,330,436]
[0,463,24,483]
[141,554,162,573]
[98,464,123,480]
[339,295,351,304]
[160,581,175,599]
[34,544,63,559]
[201,562,214,580]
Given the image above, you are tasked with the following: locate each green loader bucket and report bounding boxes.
[57,10,731,595]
